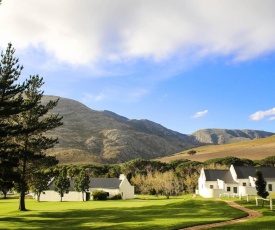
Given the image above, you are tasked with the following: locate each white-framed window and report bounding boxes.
[243,182,246,186]
[227,187,230,192]
[268,184,273,191]
[210,185,214,189]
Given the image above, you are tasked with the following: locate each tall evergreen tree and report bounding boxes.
[0,44,31,201]
[255,170,269,207]
[13,75,62,210]
[74,169,90,201]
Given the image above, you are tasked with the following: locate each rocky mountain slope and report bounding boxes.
[43,96,274,164]
[44,96,195,164]
[190,129,274,145]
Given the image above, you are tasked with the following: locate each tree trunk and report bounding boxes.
[19,191,26,211]
[262,199,265,207]
[18,158,27,211]
[37,193,41,202]
[3,191,7,199]
[82,192,84,202]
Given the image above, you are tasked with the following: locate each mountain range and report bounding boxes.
[43,96,274,164]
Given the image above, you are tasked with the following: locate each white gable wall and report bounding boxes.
[119,174,135,199]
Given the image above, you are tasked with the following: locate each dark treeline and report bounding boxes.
[2,155,275,201]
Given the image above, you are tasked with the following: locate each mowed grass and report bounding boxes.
[0,195,246,230]
[213,197,275,230]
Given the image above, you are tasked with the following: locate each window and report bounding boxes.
[268,184,273,191]
[210,185,213,189]
[227,187,231,192]
[233,187,237,193]
[243,182,246,186]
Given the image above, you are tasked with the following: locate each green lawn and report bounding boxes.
[212,198,275,230]
[0,195,246,230]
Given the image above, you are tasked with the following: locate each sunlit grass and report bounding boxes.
[0,195,246,229]
[212,197,275,229]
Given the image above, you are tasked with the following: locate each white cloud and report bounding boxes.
[192,110,208,119]
[81,87,149,104]
[250,108,275,121]
[1,0,275,66]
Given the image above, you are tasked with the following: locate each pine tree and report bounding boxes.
[0,44,31,202]
[255,170,269,207]
[13,75,62,210]
[54,167,70,202]
[74,169,90,201]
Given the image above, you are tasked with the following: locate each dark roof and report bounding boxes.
[204,169,235,183]
[89,178,122,189]
[48,177,122,190]
[234,166,275,179]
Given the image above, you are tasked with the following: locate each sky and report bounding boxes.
[0,0,275,134]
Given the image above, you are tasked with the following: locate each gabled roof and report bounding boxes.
[204,169,235,183]
[234,166,275,179]
[48,177,123,190]
[89,178,122,189]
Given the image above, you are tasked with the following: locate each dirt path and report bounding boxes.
[181,200,262,230]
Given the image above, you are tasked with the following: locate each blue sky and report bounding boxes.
[1,0,275,134]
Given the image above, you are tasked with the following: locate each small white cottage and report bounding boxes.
[198,165,275,198]
[37,174,135,201]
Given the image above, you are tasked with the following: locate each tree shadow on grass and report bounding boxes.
[0,200,248,230]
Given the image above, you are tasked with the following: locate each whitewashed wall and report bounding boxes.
[119,175,135,199]
[38,191,84,202]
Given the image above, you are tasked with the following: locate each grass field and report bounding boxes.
[0,195,247,230]
[212,198,275,230]
[160,135,275,163]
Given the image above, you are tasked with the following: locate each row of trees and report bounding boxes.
[15,155,273,201]
[0,44,63,210]
[53,167,90,202]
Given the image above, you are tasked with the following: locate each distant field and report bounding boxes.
[160,135,275,163]
[0,196,245,230]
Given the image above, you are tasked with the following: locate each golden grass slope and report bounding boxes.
[160,135,275,163]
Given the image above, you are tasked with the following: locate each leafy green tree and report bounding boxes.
[28,156,58,202]
[187,150,196,155]
[54,167,70,202]
[74,169,90,201]
[261,156,275,167]
[0,178,13,198]
[255,170,269,207]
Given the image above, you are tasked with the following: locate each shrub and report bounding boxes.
[187,150,196,155]
[110,193,122,200]
[92,190,108,200]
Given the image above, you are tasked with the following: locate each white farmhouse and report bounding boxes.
[37,174,135,201]
[198,165,275,198]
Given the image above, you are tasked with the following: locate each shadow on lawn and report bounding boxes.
[0,200,247,230]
